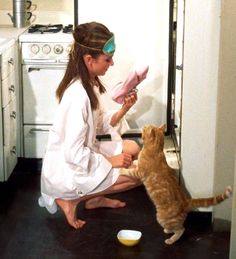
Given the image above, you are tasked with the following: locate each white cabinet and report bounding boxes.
[0,41,18,181]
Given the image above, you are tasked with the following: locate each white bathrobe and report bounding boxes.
[39,80,123,214]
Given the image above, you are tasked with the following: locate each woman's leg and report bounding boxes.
[56,198,86,229]
[56,175,141,229]
[85,175,141,209]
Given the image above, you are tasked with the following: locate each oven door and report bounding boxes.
[22,64,66,158]
[23,125,51,158]
[22,64,66,124]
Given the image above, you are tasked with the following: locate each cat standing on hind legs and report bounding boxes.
[120,124,232,245]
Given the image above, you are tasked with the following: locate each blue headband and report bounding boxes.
[76,35,116,55]
[102,35,115,55]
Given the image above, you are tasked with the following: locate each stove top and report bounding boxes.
[28,24,73,34]
[19,24,74,43]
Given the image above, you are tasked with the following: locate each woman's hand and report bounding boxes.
[110,91,138,127]
[122,91,137,111]
[106,153,133,168]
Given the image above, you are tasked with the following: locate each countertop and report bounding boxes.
[0,24,28,54]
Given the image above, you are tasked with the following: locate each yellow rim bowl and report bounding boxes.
[117,230,142,247]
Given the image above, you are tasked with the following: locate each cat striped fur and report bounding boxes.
[120,124,232,245]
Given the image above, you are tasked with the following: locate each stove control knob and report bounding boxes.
[42,44,51,54]
[66,44,72,54]
[54,44,64,54]
[31,44,40,54]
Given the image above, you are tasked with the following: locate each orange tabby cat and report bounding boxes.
[120,124,232,245]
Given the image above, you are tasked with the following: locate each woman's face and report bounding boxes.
[85,54,114,77]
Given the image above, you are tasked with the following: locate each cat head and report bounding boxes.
[142,124,166,151]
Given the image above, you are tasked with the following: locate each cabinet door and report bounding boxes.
[1,71,16,108]
[3,96,17,147]
[3,96,17,180]
[1,45,15,80]
[3,145,17,180]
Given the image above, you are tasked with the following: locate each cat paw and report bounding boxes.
[165,238,175,245]
[164,228,185,245]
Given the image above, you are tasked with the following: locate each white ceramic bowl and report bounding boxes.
[117,229,142,246]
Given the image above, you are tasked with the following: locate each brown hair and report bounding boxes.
[56,22,114,110]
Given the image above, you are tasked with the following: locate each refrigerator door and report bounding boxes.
[76,0,170,128]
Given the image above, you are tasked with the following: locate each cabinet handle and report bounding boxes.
[10,111,16,119]
[8,58,14,65]
[10,146,16,154]
[9,85,15,92]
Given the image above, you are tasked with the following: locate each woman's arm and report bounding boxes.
[110,92,137,127]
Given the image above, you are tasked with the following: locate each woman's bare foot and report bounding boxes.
[56,198,86,229]
[85,196,126,209]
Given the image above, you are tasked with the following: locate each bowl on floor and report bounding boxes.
[117,229,142,246]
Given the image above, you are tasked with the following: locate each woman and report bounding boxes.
[39,22,141,229]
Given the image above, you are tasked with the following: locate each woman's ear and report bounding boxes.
[83,54,93,67]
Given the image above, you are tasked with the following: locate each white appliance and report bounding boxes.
[75,0,170,129]
[19,24,73,158]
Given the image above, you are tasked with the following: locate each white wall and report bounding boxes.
[181,0,235,224]
[213,0,236,224]
[181,1,220,199]
[78,0,170,128]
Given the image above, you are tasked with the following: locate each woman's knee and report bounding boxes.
[122,139,141,156]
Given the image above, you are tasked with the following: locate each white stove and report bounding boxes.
[19,24,74,158]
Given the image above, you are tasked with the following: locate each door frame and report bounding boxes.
[167,0,184,168]
[167,0,175,136]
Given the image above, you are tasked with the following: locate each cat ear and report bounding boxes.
[150,127,156,137]
[144,125,155,138]
[159,124,166,133]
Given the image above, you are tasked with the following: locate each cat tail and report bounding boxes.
[187,185,232,210]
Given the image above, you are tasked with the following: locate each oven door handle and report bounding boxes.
[28,66,66,72]
[29,128,49,134]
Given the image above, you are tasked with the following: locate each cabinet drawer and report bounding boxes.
[1,45,15,80]
[4,145,17,181]
[1,72,16,108]
[3,96,17,147]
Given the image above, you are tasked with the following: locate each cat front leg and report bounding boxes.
[119,160,140,178]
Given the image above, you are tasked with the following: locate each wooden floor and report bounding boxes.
[0,157,230,259]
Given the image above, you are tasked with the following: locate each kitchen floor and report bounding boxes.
[0,137,230,259]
